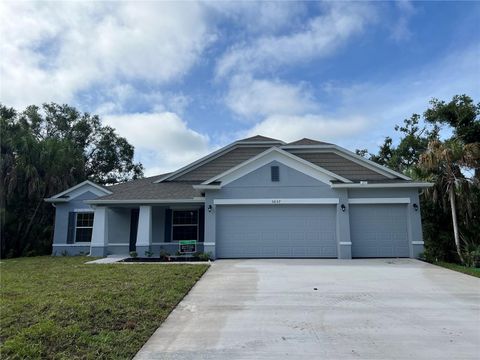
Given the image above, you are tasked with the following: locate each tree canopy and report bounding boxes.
[359,94,479,265]
[0,103,143,257]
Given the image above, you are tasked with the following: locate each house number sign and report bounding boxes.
[271,199,281,204]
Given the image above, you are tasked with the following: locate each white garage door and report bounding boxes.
[350,204,410,258]
[216,205,337,258]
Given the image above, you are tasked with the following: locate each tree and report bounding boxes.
[424,95,480,145]
[0,103,144,258]
[418,140,479,263]
[366,95,479,265]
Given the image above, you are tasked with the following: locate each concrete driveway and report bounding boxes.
[134,259,480,360]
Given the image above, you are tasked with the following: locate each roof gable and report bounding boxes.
[203,147,352,187]
[45,180,112,203]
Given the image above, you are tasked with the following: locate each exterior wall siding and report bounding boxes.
[52,190,98,256]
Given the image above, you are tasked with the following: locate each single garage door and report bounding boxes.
[350,204,409,258]
[216,205,337,258]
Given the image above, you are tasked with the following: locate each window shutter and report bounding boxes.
[199,207,205,243]
[67,212,76,244]
[164,209,172,242]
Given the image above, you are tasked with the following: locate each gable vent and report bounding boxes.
[271,166,280,182]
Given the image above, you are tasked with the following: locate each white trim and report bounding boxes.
[214,198,340,205]
[348,198,411,204]
[203,242,215,246]
[53,243,91,247]
[48,180,112,200]
[203,147,351,186]
[85,199,205,205]
[411,241,424,245]
[74,208,94,212]
[108,243,129,246]
[339,242,352,245]
[332,182,433,189]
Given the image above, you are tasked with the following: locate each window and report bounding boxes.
[271,166,280,182]
[75,212,94,242]
[172,210,198,241]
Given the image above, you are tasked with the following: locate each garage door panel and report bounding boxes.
[217,205,337,258]
[350,204,409,258]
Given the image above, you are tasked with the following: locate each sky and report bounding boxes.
[1,1,479,176]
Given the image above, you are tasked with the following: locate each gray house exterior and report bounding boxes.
[45,135,432,259]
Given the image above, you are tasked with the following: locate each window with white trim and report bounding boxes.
[172,210,198,241]
[75,212,94,242]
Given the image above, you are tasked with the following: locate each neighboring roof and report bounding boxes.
[237,135,284,143]
[287,138,332,146]
[291,152,389,181]
[175,146,271,181]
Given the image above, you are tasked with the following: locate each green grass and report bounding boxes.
[0,256,209,359]
[434,261,480,278]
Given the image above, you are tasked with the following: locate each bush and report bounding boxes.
[462,242,480,268]
[129,251,138,258]
[196,252,211,261]
[144,250,154,258]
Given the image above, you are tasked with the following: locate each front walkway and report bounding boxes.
[134,259,480,360]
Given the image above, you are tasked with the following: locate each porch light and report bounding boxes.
[341,204,346,212]
[413,203,419,211]
[208,205,213,213]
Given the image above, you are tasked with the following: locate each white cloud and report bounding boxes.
[226,75,317,119]
[216,2,376,78]
[103,112,212,176]
[245,114,368,143]
[390,1,416,41]
[0,1,214,109]
[205,2,306,35]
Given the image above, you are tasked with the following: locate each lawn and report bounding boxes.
[0,256,209,359]
[434,261,480,278]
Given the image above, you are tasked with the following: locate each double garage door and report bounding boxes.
[216,205,337,258]
[216,203,410,259]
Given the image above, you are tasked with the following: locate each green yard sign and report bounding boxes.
[179,240,196,254]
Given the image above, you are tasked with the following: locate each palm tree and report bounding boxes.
[419,139,480,264]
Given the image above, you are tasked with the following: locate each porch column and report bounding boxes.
[91,206,108,257]
[136,205,152,256]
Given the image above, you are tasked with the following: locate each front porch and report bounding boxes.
[90,203,209,258]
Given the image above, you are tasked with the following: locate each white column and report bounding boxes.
[136,206,152,254]
[91,206,108,256]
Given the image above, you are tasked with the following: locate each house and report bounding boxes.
[45,135,432,259]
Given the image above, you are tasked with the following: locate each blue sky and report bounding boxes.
[1,1,479,175]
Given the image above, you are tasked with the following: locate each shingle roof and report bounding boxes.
[100,175,202,200]
[91,135,412,202]
[290,152,389,181]
[287,138,332,145]
[175,146,270,181]
[237,135,284,143]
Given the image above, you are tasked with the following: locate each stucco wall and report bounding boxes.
[52,190,98,256]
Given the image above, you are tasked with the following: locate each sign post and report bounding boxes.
[179,240,197,254]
